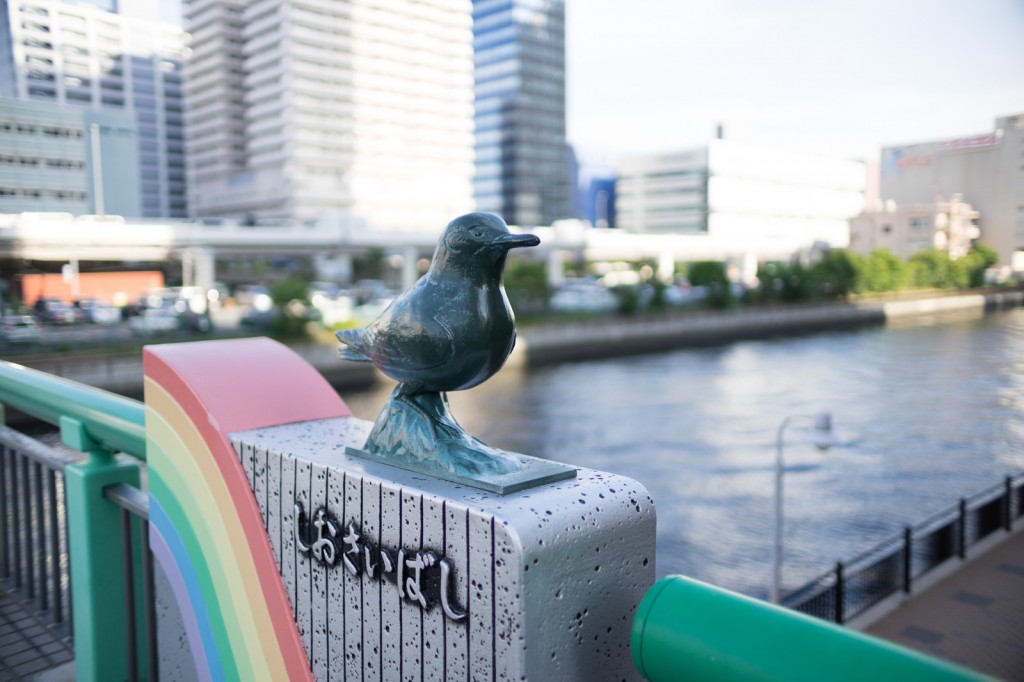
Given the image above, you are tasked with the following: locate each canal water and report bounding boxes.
[340,307,1024,599]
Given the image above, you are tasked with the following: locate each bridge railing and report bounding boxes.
[632,575,987,681]
[0,359,151,681]
[0,354,1004,682]
[783,473,1024,624]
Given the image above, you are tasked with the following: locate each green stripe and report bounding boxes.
[149,465,245,681]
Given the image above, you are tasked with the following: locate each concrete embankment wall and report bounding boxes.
[518,289,1024,367]
[881,289,1023,318]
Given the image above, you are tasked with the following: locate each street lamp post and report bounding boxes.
[772,411,836,604]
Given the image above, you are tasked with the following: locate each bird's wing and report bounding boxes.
[335,328,373,363]
[370,309,456,376]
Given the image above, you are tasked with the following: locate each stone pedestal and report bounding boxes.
[230,415,655,682]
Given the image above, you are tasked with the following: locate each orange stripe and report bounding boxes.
[147,360,313,681]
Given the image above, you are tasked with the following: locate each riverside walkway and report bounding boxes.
[865,527,1024,681]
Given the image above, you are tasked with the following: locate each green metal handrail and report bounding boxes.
[632,575,992,681]
[0,359,145,459]
[0,358,148,680]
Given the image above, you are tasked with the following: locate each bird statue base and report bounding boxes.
[345,388,577,495]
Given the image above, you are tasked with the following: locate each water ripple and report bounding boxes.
[343,308,1024,599]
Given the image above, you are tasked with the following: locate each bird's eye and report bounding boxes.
[472,229,484,238]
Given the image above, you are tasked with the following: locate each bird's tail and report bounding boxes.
[335,329,372,363]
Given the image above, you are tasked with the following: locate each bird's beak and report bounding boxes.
[492,232,540,249]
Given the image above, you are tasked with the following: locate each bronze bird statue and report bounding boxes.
[337,212,541,479]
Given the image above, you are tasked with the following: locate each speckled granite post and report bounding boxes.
[229,415,655,682]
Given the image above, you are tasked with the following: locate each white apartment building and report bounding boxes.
[849,195,981,260]
[0,0,188,217]
[879,113,1024,268]
[616,139,865,256]
[185,0,475,233]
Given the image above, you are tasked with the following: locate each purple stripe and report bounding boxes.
[150,522,214,682]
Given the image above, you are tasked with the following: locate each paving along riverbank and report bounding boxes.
[6,288,1023,396]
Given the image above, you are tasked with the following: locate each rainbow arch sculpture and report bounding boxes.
[144,338,350,681]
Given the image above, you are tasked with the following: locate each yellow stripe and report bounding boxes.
[146,377,289,681]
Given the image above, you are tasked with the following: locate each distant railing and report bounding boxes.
[784,473,1023,624]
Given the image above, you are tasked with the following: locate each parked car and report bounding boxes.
[354,280,394,306]
[0,315,40,345]
[128,308,179,336]
[550,280,618,313]
[178,309,213,333]
[33,297,78,324]
[234,284,272,310]
[75,299,121,325]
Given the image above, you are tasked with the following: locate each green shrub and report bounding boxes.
[909,249,968,289]
[810,250,861,299]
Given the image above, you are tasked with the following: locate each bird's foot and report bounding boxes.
[363,389,522,477]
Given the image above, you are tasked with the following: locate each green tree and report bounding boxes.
[756,261,814,302]
[352,247,386,282]
[612,285,641,315]
[961,242,998,288]
[859,248,909,293]
[687,261,728,287]
[503,259,551,315]
[810,250,861,299]
[269,277,311,338]
[686,261,732,308]
[908,248,968,289]
[778,261,814,302]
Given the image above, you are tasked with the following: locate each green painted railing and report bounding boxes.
[0,358,147,681]
[0,360,145,459]
[632,575,993,681]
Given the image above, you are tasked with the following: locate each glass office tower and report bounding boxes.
[472,0,571,227]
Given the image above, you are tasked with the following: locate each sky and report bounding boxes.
[566,0,1024,163]
[154,0,1024,164]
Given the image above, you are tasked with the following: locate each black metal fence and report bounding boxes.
[783,474,1023,624]
[0,425,157,680]
[105,482,158,682]
[0,425,77,640]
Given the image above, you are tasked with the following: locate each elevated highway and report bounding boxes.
[0,211,829,290]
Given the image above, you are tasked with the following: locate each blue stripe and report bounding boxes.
[150,497,225,682]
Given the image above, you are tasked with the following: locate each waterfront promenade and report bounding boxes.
[865,527,1024,681]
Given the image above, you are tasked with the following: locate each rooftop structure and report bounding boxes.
[0,0,188,217]
[184,0,475,231]
[880,113,1024,268]
[472,0,572,227]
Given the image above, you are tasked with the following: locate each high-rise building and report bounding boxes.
[184,0,475,232]
[472,0,571,227]
[0,97,141,215]
[879,113,1024,268]
[616,140,865,251]
[0,0,188,217]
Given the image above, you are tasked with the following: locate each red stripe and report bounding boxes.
[146,350,319,681]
